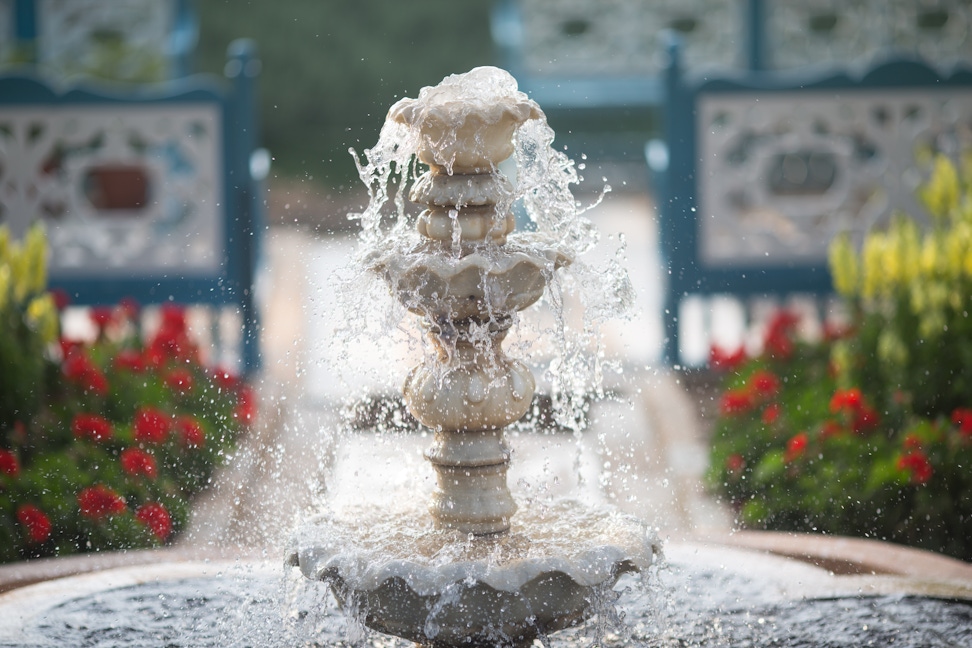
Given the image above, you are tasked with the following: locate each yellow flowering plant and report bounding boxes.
[829,154,972,416]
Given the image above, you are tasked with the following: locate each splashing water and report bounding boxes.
[342,67,634,432]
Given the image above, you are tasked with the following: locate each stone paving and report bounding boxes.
[182,189,733,553]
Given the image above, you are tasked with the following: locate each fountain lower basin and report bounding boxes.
[290,501,656,646]
[1,538,970,647]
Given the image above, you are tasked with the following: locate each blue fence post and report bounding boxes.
[660,31,685,366]
[225,38,263,377]
[746,0,767,71]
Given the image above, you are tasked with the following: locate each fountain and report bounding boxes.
[2,66,972,648]
[289,66,656,646]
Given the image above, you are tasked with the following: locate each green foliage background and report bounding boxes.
[195,0,495,189]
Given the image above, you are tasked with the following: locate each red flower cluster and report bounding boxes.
[830,388,881,434]
[784,431,809,463]
[952,408,972,437]
[71,413,113,443]
[176,416,205,448]
[62,347,108,395]
[114,349,146,373]
[146,304,199,366]
[718,369,782,419]
[0,448,19,477]
[709,344,747,371]
[898,450,933,485]
[89,306,115,335]
[78,485,126,519]
[725,453,746,473]
[120,448,157,479]
[165,369,194,394]
[763,311,800,359]
[16,504,52,543]
[135,502,172,540]
[134,407,171,444]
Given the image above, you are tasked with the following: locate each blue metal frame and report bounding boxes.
[658,34,972,364]
[0,40,263,374]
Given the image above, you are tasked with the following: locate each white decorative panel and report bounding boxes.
[769,0,972,70]
[0,104,223,276]
[37,0,172,81]
[519,0,744,76]
[697,90,972,266]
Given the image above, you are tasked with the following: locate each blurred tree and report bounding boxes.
[195,0,495,189]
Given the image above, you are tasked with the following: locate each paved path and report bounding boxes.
[183,190,732,553]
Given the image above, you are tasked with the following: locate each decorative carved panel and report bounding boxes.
[37,0,172,81]
[0,104,223,276]
[518,0,744,76]
[697,90,972,266]
[768,0,972,70]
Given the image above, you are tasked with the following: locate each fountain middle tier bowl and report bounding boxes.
[367,233,572,321]
[290,500,657,647]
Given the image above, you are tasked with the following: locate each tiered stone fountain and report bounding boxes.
[290,67,656,646]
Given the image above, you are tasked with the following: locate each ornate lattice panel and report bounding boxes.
[37,0,173,81]
[768,0,972,70]
[518,0,744,76]
[0,103,223,277]
[697,90,972,266]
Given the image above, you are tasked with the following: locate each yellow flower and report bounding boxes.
[828,232,859,297]
[920,155,959,222]
[23,224,48,296]
[26,293,59,345]
[861,232,887,298]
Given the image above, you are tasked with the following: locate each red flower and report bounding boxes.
[114,349,146,373]
[749,370,780,397]
[165,369,194,394]
[852,405,881,434]
[784,432,809,463]
[120,447,157,479]
[725,453,746,473]
[822,320,852,341]
[820,420,845,440]
[134,407,170,444]
[176,416,205,448]
[71,413,113,443]
[719,388,754,417]
[903,433,923,451]
[147,304,199,365]
[952,408,972,437]
[62,348,108,396]
[89,306,115,332]
[212,367,239,391]
[135,502,173,541]
[709,344,746,371]
[761,402,781,425]
[78,485,126,519]
[898,450,933,485]
[830,388,863,413]
[234,385,257,425]
[763,311,800,359]
[0,448,20,477]
[51,288,70,311]
[17,504,52,543]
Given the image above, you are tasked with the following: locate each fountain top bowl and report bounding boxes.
[388,66,543,173]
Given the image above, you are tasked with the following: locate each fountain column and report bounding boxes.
[388,104,539,534]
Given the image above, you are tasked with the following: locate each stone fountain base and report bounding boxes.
[1,535,971,647]
[290,501,656,647]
